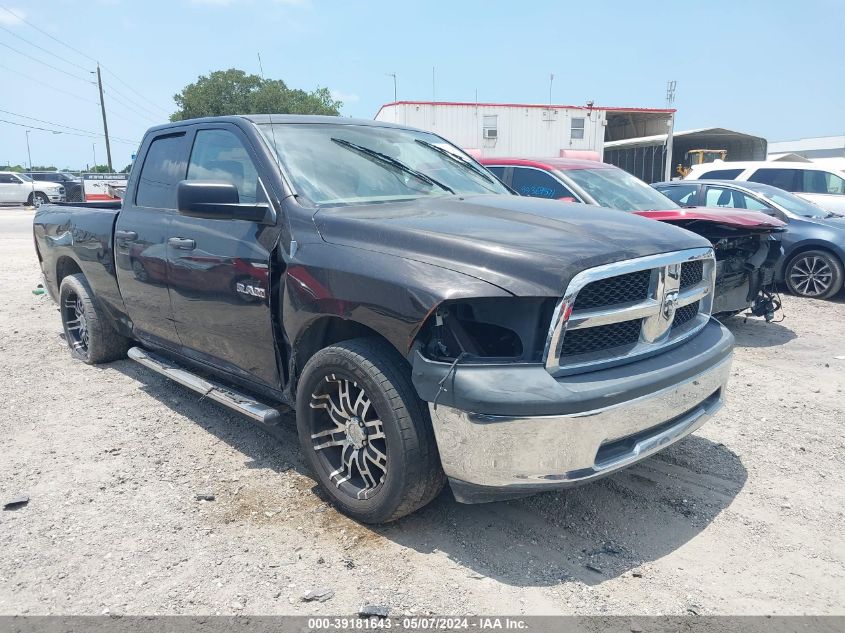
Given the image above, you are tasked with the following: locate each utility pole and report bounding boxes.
[25,130,35,198]
[92,143,97,171]
[95,63,113,172]
[549,73,554,108]
[664,80,676,181]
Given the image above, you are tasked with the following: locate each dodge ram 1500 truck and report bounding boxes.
[33,115,734,523]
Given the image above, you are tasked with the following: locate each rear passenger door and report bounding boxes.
[167,124,282,389]
[114,130,189,348]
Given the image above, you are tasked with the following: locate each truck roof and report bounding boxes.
[145,114,413,135]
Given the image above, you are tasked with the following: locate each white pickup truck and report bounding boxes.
[0,171,66,206]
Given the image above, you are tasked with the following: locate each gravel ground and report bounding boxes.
[1,206,843,616]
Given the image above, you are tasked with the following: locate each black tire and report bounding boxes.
[28,192,49,207]
[785,249,844,299]
[296,337,445,523]
[59,273,130,364]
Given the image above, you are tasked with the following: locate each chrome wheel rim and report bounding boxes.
[309,374,387,500]
[789,256,833,297]
[63,292,90,353]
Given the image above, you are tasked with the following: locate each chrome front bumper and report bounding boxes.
[429,355,731,502]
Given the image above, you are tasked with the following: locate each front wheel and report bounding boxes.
[785,250,844,299]
[28,192,49,207]
[296,338,445,523]
[59,274,130,364]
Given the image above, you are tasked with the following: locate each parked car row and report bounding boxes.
[480,157,786,316]
[686,160,845,215]
[654,180,845,299]
[480,157,845,302]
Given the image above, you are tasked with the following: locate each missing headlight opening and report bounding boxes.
[420,297,556,363]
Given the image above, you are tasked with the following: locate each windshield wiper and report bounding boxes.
[331,138,454,194]
[414,138,496,186]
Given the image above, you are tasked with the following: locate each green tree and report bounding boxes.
[170,68,342,121]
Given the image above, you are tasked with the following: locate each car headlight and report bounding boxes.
[417,297,557,363]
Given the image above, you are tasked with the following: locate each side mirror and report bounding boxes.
[176,180,274,224]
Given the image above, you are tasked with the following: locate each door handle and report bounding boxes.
[115,230,138,241]
[168,237,196,250]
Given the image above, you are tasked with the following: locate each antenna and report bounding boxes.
[666,80,677,107]
[387,73,397,102]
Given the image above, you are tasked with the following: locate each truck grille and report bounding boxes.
[680,260,703,289]
[561,319,642,356]
[544,248,715,374]
[572,269,651,310]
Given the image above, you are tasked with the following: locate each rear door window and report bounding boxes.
[135,133,189,209]
[799,170,845,195]
[510,167,576,199]
[748,168,799,191]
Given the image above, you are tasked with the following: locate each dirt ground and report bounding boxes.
[1,206,843,616]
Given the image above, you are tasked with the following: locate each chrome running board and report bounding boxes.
[128,347,282,425]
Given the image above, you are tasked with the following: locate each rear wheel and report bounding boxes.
[59,274,130,364]
[296,338,445,523]
[785,250,844,299]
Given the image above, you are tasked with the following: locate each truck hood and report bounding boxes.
[635,207,786,231]
[313,195,710,296]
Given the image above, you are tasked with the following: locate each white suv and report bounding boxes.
[685,160,845,215]
[0,171,66,207]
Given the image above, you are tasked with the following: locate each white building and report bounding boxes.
[374,100,674,160]
[768,135,845,160]
[768,135,845,171]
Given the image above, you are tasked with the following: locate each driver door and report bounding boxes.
[167,124,282,389]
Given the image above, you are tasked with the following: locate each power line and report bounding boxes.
[102,89,160,124]
[0,5,96,63]
[0,108,138,143]
[0,62,99,105]
[0,24,91,72]
[0,117,139,145]
[0,39,93,83]
[102,81,167,120]
[0,4,171,116]
[102,67,171,116]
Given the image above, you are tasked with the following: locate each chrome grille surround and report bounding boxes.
[544,247,716,375]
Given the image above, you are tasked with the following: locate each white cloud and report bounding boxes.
[0,7,25,26]
[330,89,360,104]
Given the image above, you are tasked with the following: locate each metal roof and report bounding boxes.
[604,127,766,149]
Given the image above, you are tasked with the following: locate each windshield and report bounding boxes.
[760,189,828,218]
[258,123,509,206]
[16,173,32,182]
[563,166,679,211]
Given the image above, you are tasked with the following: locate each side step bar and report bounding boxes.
[128,347,283,425]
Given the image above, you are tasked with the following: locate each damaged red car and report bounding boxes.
[480,157,786,319]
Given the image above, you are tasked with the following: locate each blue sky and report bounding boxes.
[1,0,842,169]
